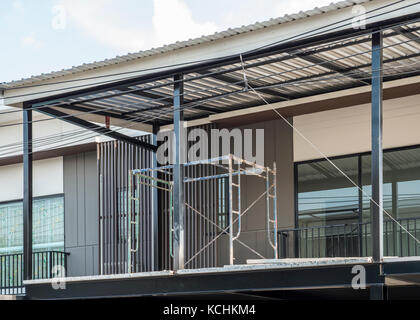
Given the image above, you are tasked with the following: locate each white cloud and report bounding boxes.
[152,0,218,47]
[58,0,218,52]
[273,0,334,16]
[21,33,43,49]
[56,0,333,54]
[59,0,147,52]
[12,0,24,11]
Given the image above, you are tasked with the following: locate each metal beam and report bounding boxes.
[158,51,420,125]
[120,92,219,116]
[68,50,420,126]
[295,53,371,85]
[54,104,142,122]
[25,262,385,299]
[196,71,290,101]
[35,106,158,152]
[23,102,33,281]
[173,74,185,270]
[119,88,173,104]
[37,27,416,116]
[371,31,384,263]
[394,26,420,45]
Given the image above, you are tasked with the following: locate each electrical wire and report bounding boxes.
[0,60,419,158]
[0,13,419,159]
[13,30,420,116]
[1,0,406,92]
[0,53,417,132]
[1,18,419,118]
[1,31,419,131]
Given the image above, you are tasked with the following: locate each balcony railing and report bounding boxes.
[0,251,69,295]
[278,217,420,259]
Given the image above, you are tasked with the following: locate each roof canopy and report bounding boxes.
[27,15,420,128]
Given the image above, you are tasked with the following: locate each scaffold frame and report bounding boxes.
[128,154,278,272]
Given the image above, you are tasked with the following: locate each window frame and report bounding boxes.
[294,143,420,228]
[0,193,65,254]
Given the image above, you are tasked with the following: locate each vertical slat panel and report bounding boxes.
[98,125,219,274]
[99,135,157,274]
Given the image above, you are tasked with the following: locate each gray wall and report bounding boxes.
[217,118,295,265]
[64,151,99,276]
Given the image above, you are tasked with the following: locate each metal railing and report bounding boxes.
[278,217,420,259]
[0,251,69,295]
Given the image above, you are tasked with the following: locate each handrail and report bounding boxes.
[0,250,70,258]
[278,216,420,234]
[277,216,420,259]
[0,250,69,295]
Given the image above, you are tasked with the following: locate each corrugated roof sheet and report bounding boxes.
[32,19,420,126]
[0,0,371,89]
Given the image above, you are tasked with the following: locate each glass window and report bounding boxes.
[296,157,360,257]
[297,156,359,228]
[0,195,64,254]
[296,146,420,257]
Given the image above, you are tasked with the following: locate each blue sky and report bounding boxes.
[0,0,333,83]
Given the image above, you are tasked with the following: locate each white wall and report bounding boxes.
[294,94,420,162]
[0,157,63,202]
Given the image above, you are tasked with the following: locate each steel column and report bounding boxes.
[173,74,185,270]
[152,124,159,270]
[358,155,363,256]
[370,284,387,300]
[371,31,384,263]
[23,103,33,280]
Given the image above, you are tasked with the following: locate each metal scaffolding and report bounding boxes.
[128,154,278,272]
[127,173,173,273]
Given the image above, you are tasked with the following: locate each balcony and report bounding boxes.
[278,217,420,259]
[0,251,69,295]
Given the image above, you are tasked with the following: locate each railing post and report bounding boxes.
[64,252,68,277]
[49,251,53,279]
[371,30,384,263]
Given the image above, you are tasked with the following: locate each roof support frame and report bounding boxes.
[27,13,420,113]
[173,73,185,270]
[119,87,174,104]
[394,25,420,45]
[35,106,158,152]
[294,53,371,85]
[157,51,420,124]
[196,70,291,101]
[53,104,144,122]
[78,48,420,124]
[23,102,33,281]
[70,26,416,110]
